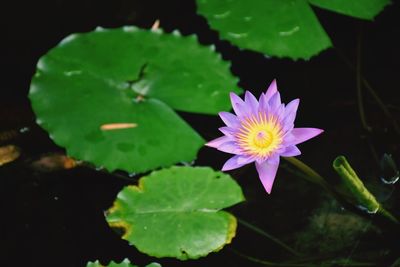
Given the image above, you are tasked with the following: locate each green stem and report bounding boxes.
[333,156,399,224]
[390,257,400,267]
[283,157,399,224]
[378,206,399,224]
[237,218,302,257]
[362,79,400,134]
[230,248,315,267]
[282,157,331,193]
[335,47,400,134]
[356,28,372,132]
[231,249,375,267]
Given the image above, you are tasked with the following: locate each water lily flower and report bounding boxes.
[206,80,323,194]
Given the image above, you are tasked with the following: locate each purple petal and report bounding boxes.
[287,128,324,145]
[230,92,248,117]
[268,92,281,112]
[205,136,231,148]
[282,99,300,131]
[255,156,280,194]
[258,93,270,113]
[219,111,239,128]
[222,155,254,171]
[265,79,278,101]
[285,99,300,116]
[268,154,280,164]
[280,145,301,157]
[275,103,285,120]
[245,91,259,114]
[217,141,241,154]
[219,126,236,137]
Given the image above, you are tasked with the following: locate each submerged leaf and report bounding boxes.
[106,166,245,259]
[0,145,20,166]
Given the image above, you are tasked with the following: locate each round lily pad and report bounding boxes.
[29,27,241,172]
[308,0,390,20]
[106,166,245,259]
[196,0,390,59]
[197,0,331,60]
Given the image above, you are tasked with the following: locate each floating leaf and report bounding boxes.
[86,259,161,267]
[106,166,245,259]
[30,27,240,172]
[196,0,390,59]
[197,0,331,59]
[308,0,390,20]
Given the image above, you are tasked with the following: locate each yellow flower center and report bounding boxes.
[253,130,273,148]
[236,113,283,158]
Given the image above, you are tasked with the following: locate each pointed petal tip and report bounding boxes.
[244,90,253,97]
[269,79,277,90]
[218,111,239,127]
[218,111,232,118]
[204,141,216,148]
[218,111,228,119]
[222,155,254,171]
[229,91,240,99]
[229,92,249,117]
[261,176,273,194]
[221,165,230,172]
[265,187,272,194]
[222,162,237,171]
[244,90,259,113]
[244,91,252,101]
[280,145,301,157]
[255,158,280,195]
[288,127,324,145]
[265,79,279,103]
[204,141,213,147]
[205,136,230,148]
[308,128,324,136]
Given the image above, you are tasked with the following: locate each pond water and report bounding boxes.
[1,1,400,266]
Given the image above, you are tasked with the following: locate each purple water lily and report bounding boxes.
[206,80,323,194]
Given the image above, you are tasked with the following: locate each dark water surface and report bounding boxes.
[1,1,400,266]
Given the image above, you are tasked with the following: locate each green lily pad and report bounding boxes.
[309,0,390,20]
[86,259,161,267]
[29,27,240,172]
[196,0,390,59]
[106,166,245,259]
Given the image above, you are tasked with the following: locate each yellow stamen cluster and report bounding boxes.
[236,113,283,158]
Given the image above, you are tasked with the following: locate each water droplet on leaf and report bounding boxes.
[380,153,399,184]
[357,204,379,214]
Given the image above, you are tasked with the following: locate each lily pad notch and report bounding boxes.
[29,26,242,173]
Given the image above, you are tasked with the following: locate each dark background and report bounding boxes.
[1,0,400,266]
